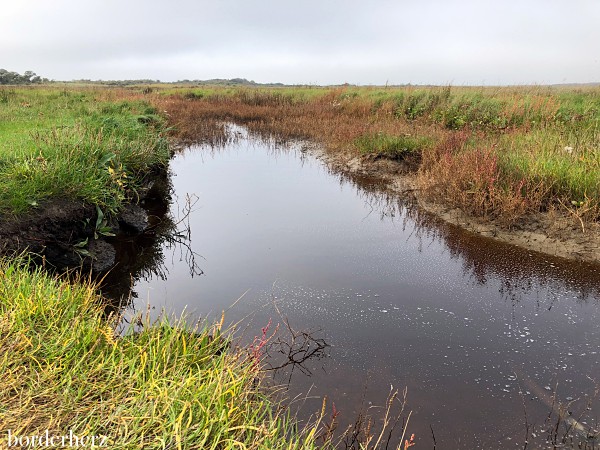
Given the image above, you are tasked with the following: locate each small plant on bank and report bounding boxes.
[91,205,116,239]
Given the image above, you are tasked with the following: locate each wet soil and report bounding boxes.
[0,168,170,275]
[311,145,600,264]
[0,198,96,269]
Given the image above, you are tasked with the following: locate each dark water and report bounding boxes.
[114,131,600,448]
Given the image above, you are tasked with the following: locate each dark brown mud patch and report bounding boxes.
[0,168,172,276]
[0,198,97,270]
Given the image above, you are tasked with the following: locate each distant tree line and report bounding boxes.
[0,71,292,87]
[70,79,160,86]
[68,78,286,87]
[0,69,49,85]
[179,78,285,87]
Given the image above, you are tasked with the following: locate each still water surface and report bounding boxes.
[125,133,600,448]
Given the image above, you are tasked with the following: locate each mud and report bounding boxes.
[0,198,96,269]
[310,144,600,264]
[0,168,170,275]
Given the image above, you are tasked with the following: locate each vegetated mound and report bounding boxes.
[0,87,172,271]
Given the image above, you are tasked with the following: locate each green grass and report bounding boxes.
[499,128,600,205]
[0,258,322,449]
[354,132,431,160]
[0,87,170,215]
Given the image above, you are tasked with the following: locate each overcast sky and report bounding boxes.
[2,0,599,85]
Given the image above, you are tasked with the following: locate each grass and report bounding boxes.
[354,132,430,160]
[0,256,415,449]
[0,257,323,449]
[2,82,596,446]
[153,84,600,226]
[0,86,170,216]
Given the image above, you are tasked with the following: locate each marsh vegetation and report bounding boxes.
[1,84,599,449]
[157,84,600,234]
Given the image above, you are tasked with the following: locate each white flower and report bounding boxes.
[564,146,574,154]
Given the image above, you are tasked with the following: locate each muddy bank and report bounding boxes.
[0,168,171,276]
[310,144,600,264]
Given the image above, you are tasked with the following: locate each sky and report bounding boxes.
[2,0,599,85]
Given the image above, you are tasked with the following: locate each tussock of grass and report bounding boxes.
[354,133,430,160]
[0,258,321,449]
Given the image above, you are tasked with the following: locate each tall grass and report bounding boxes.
[0,258,322,449]
[354,133,431,161]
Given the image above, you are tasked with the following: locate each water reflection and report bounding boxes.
[99,170,203,311]
[323,160,600,305]
[106,128,600,448]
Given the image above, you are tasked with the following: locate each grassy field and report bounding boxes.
[4,84,596,227]
[155,84,600,227]
[0,86,169,216]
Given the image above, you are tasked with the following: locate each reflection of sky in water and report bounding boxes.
[130,135,600,449]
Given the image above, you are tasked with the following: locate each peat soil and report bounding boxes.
[0,168,172,281]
